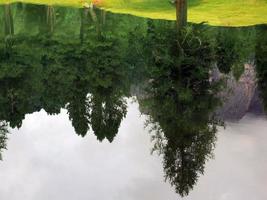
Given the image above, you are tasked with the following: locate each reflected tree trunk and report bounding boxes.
[89,4,100,37]
[175,0,187,56]
[80,7,89,43]
[101,10,106,26]
[176,0,187,29]
[4,4,14,36]
[46,5,55,34]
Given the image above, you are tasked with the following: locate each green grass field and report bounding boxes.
[1,0,267,26]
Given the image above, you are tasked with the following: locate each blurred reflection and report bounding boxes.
[0,3,266,197]
[137,22,220,196]
[0,121,8,160]
[256,25,267,111]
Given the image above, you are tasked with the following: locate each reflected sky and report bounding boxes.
[0,3,267,199]
[185,114,267,200]
[0,101,266,200]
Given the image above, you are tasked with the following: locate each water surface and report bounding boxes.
[0,3,267,199]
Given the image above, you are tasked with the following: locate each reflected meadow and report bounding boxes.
[0,3,267,199]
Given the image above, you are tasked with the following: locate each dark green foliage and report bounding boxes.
[0,3,146,143]
[0,121,8,160]
[91,95,127,142]
[215,29,238,73]
[215,27,255,75]
[139,22,220,196]
[0,3,261,196]
[255,25,267,111]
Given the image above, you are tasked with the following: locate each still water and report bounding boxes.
[1,107,267,200]
[0,3,267,200]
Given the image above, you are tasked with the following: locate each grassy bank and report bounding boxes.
[0,0,267,26]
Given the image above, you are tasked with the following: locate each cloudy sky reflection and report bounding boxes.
[0,102,266,200]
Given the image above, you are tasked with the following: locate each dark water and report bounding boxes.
[0,3,267,200]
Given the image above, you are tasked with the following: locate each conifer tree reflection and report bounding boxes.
[87,36,129,142]
[62,44,92,137]
[67,9,129,140]
[67,84,91,137]
[40,44,69,115]
[91,94,127,142]
[139,23,221,196]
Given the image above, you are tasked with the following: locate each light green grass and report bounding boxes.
[1,0,267,26]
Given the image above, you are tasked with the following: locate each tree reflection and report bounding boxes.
[3,4,14,36]
[0,4,130,141]
[174,0,187,29]
[91,94,127,142]
[138,22,221,196]
[215,27,255,78]
[0,3,263,197]
[67,79,91,137]
[87,37,129,142]
[0,121,8,160]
